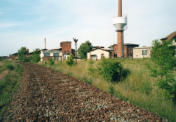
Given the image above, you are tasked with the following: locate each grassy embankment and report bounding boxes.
[42,59,176,122]
[0,59,23,120]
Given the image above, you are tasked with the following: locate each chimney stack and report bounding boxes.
[118,0,122,17]
[113,0,127,58]
[44,38,46,49]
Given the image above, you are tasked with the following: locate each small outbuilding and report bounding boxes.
[87,48,112,60]
[133,46,151,59]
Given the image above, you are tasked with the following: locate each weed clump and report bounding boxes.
[6,64,15,71]
[81,77,92,85]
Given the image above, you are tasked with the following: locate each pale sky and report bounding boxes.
[0,0,176,56]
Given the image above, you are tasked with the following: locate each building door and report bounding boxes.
[91,55,97,61]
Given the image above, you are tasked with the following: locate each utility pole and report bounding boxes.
[73,38,78,63]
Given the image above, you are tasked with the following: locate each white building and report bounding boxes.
[133,47,151,59]
[87,48,112,60]
[40,49,62,61]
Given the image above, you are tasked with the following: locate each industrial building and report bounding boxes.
[40,49,62,61]
[109,43,139,58]
[40,41,75,61]
[87,43,139,60]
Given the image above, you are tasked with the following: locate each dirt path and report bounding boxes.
[0,70,8,81]
[3,63,164,121]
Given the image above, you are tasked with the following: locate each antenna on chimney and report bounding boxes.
[44,38,46,49]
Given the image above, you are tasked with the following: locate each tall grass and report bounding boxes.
[0,60,15,73]
[43,59,176,121]
[0,61,23,120]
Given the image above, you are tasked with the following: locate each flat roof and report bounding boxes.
[133,46,151,49]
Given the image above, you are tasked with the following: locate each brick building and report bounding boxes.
[60,41,75,60]
[109,43,139,58]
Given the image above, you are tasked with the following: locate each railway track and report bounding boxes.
[3,63,163,121]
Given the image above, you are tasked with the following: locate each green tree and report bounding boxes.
[31,49,40,63]
[18,47,29,62]
[151,39,176,103]
[78,41,93,59]
[66,54,75,66]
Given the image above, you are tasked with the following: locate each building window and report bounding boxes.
[44,53,50,57]
[53,53,59,57]
[114,54,117,58]
[142,50,147,56]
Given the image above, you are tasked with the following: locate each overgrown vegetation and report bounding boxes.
[151,40,176,104]
[66,54,75,66]
[17,47,40,63]
[18,47,30,62]
[41,59,176,121]
[31,49,40,63]
[0,61,23,120]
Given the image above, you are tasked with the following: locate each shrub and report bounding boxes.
[0,57,4,61]
[17,47,29,62]
[66,54,75,66]
[23,57,32,62]
[31,54,40,63]
[108,86,115,95]
[49,58,54,66]
[31,49,40,63]
[6,64,14,71]
[98,59,129,82]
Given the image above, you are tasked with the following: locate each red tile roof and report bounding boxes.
[161,31,176,41]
